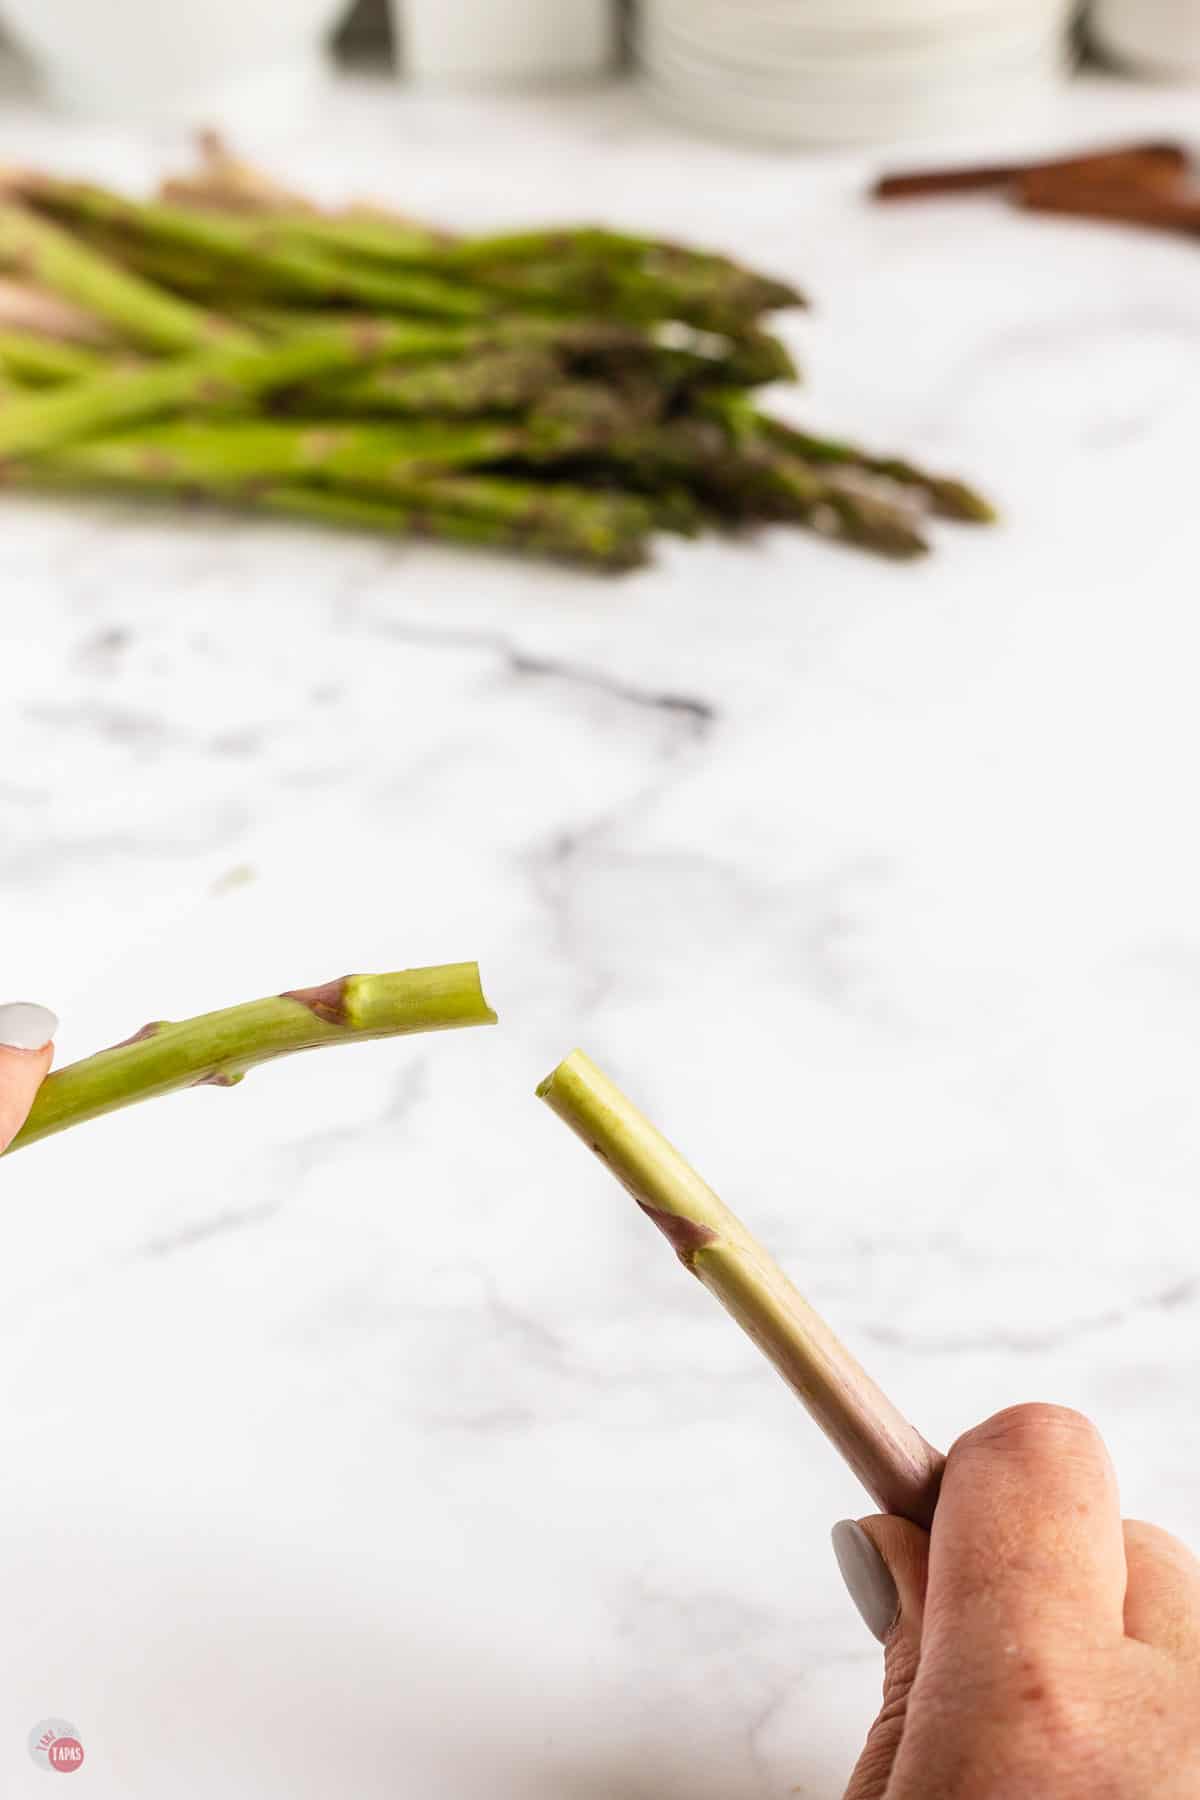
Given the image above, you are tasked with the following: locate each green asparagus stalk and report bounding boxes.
[431,224,771,273]
[0,199,244,353]
[505,406,933,557]
[31,413,651,556]
[7,964,496,1155]
[20,178,803,332]
[260,482,648,567]
[538,1050,945,1527]
[42,416,531,484]
[158,158,779,302]
[18,179,487,320]
[0,318,487,460]
[0,275,113,344]
[22,405,668,497]
[684,390,931,553]
[469,250,802,336]
[16,446,651,568]
[766,455,931,558]
[168,198,445,265]
[155,179,802,336]
[311,346,565,416]
[17,412,927,561]
[0,326,106,385]
[760,415,996,524]
[56,225,275,309]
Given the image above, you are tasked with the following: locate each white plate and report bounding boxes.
[639,0,1073,146]
[640,13,1067,87]
[648,0,1062,35]
[639,25,1066,108]
[643,8,1068,64]
[640,0,1072,75]
[644,51,1069,145]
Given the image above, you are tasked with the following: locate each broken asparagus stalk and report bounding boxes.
[538,1050,945,1527]
[6,962,496,1155]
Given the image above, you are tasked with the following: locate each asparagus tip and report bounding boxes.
[932,480,999,524]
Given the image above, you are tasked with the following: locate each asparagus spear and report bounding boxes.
[0,275,113,344]
[507,404,932,557]
[19,177,804,332]
[0,319,485,460]
[187,479,646,568]
[17,179,488,319]
[32,423,653,565]
[764,454,931,558]
[160,147,789,310]
[310,346,565,416]
[43,416,531,483]
[472,252,801,335]
[0,326,106,385]
[258,483,650,567]
[760,415,996,524]
[0,199,244,352]
[538,1050,945,1527]
[292,324,794,410]
[7,964,496,1155]
[156,167,801,335]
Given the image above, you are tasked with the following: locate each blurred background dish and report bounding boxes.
[636,0,1077,145]
[401,0,614,83]
[1090,0,1200,81]
[0,0,350,118]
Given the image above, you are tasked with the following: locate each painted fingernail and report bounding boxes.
[832,1520,899,1644]
[0,1002,58,1051]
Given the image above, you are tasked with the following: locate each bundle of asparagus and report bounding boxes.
[0,137,993,569]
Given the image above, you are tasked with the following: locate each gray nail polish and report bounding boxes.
[832,1519,899,1644]
[0,1003,58,1051]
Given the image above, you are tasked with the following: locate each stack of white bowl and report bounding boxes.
[637,0,1077,146]
[1090,0,1200,80]
[402,0,615,83]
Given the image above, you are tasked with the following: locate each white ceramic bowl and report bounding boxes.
[639,0,1074,145]
[1091,0,1200,79]
[402,0,614,84]
[0,0,348,118]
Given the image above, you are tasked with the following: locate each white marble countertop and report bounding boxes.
[2,69,1200,1800]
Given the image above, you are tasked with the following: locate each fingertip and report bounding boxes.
[833,1519,900,1644]
[0,1005,57,1153]
[930,1400,1127,1645]
[0,1001,58,1052]
[857,1514,932,1632]
[952,1401,1106,1459]
[1123,1518,1200,1655]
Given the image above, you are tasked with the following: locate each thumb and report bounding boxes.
[834,1515,930,1800]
